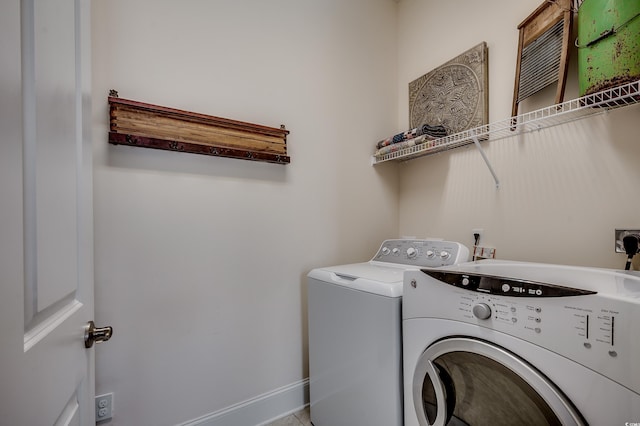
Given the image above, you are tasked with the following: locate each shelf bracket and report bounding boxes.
[471,132,500,189]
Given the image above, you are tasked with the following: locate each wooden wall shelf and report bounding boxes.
[108,94,290,164]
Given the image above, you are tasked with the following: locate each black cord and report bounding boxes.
[472,233,480,261]
[622,234,640,271]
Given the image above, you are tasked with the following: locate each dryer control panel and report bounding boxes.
[371,239,470,268]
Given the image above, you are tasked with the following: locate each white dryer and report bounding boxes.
[308,239,469,426]
[403,260,640,426]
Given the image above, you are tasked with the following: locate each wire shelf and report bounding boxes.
[372,79,640,165]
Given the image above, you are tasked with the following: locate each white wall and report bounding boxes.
[92,1,640,424]
[91,1,399,425]
[396,0,640,268]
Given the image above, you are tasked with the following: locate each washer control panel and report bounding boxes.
[423,271,597,298]
[372,239,469,268]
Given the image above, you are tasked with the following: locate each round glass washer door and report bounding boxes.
[412,337,586,426]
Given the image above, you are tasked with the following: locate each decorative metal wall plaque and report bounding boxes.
[409,42,488,135]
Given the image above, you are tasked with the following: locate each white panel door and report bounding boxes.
[0,0,97,424]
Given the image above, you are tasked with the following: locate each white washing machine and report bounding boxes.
[403,259,640,426]
[307,239,469,426]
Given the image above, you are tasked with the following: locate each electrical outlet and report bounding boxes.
[95,393,113,422]
[615,229,640,253]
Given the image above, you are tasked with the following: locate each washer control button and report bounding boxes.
[406,247,417,258]
[501,283,511,293]
[472,303,492,320]
[381,247,390,255]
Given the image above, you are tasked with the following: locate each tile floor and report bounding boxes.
[264,406,311,426]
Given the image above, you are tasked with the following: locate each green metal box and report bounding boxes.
[578,0,640,96]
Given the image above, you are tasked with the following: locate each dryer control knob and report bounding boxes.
[472,303,492,320]
[406,247,417,258]
[440,251,450,260]
[426,250,435,258]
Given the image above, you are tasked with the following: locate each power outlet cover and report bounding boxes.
[95,393,113,422]
[615,229,640,253]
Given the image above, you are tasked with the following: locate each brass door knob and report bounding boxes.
[84,321,113,348]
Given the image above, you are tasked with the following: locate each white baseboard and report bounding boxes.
[178,379,309,426]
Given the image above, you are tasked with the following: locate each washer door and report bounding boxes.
[412,337,586,426]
